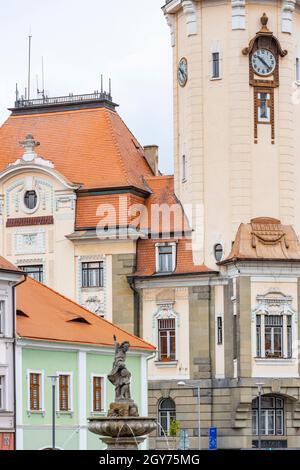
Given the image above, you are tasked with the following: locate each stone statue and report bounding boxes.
[107,335,139,417]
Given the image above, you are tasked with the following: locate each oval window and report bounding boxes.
[214,243,224,262]
[24,190,38,210]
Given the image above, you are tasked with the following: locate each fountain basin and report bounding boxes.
[88,416,157,450]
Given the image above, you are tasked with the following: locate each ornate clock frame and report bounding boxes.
[242,13,288,144]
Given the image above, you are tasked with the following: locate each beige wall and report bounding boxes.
[169,0,300,268]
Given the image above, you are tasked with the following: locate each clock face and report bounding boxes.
[251,49,276,76]
[178,58,188,87]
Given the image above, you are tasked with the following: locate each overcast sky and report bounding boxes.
[0,0,173,173]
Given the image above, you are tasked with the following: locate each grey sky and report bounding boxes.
[0,0,173,174]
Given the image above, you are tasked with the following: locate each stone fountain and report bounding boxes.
[88,335,156,450]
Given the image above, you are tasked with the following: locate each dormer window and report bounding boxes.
[156,244,176,273]
[24,190,38,210]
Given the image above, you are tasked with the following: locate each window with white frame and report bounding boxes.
[0,376,5,410]
[258,92,271,123]
[158,398,176,436]
[158,318,176,362]
[82,261,104,288]
[156,245,176,273]
[58,374,72,412]
[252,396,284,436]
[210,41,221,79]
[0,301,5,335]
[256,314,292,359]
[92,376,105,413]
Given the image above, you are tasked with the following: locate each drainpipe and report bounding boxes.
[12,274,26,450]
[128,276,140,338]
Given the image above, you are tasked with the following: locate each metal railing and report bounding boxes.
[14,91,113,109]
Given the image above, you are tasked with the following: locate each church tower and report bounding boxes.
[163,0,300,268]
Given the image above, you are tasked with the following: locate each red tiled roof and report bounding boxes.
[0,107,153,191]
[134,238,213,277]
[0,255,22,273]
[16,276,155,351]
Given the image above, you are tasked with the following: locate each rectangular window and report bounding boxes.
[233,314,237,360]
[296,58,300,82]
[20,265,43,283]
[217,317,223,345]
[287,316,292,358]
[212,52,220,78]
[29,373,41,411]
[0,301,4,335]
[93,376,104,413]
[265,316,283,358]
[59,375,70,412]
[0,376,5,410]
[182,154,187,182]
[256,315,261,357]
[158,318,176,362]
[82,262,104,288]
[158,246,174,273]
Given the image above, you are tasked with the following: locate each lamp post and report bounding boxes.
[256,382,264,450]
[178,381,201,450]
[48,375,58,450]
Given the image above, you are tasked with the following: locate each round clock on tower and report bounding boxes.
[163,0,300,268]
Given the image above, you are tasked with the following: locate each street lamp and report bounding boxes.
[178,381,201,450]
[48,375,58,450]
[256,382,265,450]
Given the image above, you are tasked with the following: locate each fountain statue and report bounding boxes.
[88,336,157,450]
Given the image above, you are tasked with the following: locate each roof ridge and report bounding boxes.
[104,109,133,187]
[23,277,155,350]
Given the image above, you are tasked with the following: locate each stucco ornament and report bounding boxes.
[9,134,54,168]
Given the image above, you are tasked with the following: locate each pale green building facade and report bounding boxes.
[15,339,149,450]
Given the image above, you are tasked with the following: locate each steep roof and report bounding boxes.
[16,276,155,351]
[221,217,300,263]
[0,106,153,191]
[0,255,22,274]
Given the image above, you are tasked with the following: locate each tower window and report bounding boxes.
[182,154,187,182]
[19,265,43,283]
[24,190,38,210]
[212,52,220,79]
[296,58,300,82]
[214,243,224,262]
[257,92,271,123]
[217,316,223,345]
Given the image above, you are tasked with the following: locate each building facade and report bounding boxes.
[0,258,24,450]
[131,0,300,450]
[15,276,154,450]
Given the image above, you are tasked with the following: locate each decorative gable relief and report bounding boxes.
[14,228,46,255]
[6,177,54,217]
[252,289,297,322]
[9,134,54,169]
[153,301,180,328]
[282,0,296,34]
[182,0,197,36]
[231,0,246,30]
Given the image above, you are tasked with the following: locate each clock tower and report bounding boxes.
[163,0,300,268]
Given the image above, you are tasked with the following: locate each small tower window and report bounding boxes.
[24,190,37,210]
[212,52,220,78]
[182,154,187,182]
[214,243,224,262]
[296,58,300,82]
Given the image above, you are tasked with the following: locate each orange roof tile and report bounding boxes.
[221,217,300,263]
[134,238,213,277]
[0,255,22,273]
[16,276,155,351]
[0,107,153,191]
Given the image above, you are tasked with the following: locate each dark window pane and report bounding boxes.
[24,190,37,210]
[19,265,43,282]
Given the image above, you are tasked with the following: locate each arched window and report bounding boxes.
[24,190,38,210]
[158,398,176,436]
[252,395,284,436]
[214,243,224,262]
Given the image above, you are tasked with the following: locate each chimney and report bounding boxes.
[144,145,159,176]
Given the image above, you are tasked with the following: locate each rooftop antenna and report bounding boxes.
[101,74,103,94]
[109,78,112,97]
[15,83,19,103]
[37,57,46,99]
[27,30,32,100]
